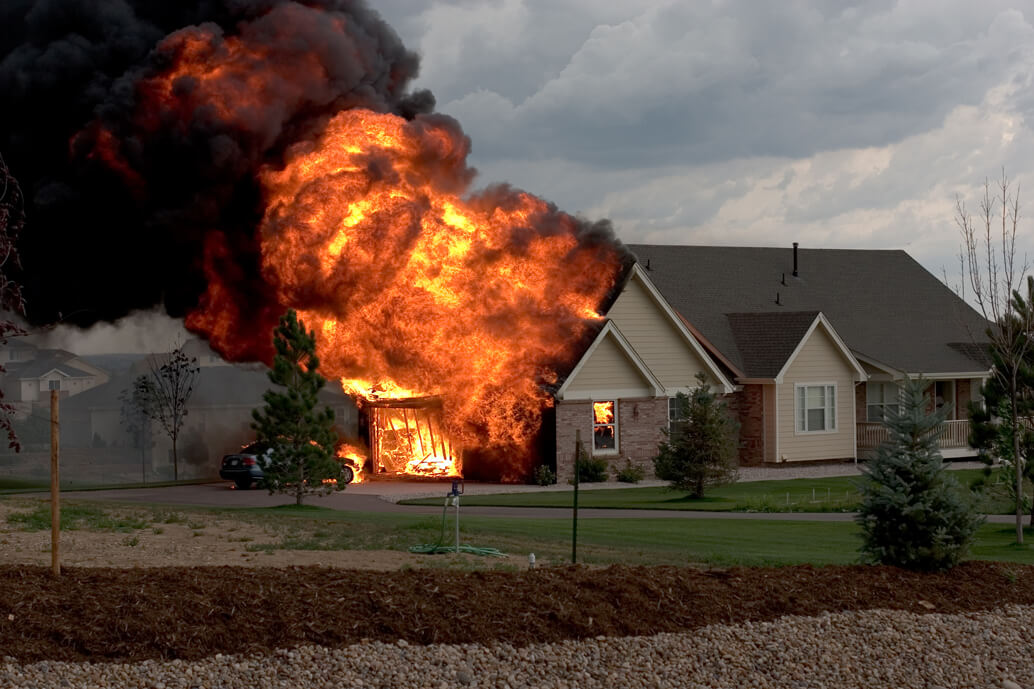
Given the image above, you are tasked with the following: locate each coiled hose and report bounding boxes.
[408,497,506,557]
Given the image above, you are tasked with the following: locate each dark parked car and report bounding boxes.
[219,452,265,490]
[219,443,357,490]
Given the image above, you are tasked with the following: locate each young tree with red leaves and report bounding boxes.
[0,154,27,451]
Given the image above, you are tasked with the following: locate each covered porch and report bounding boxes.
[856,419,975,459]
[855,375,985,460]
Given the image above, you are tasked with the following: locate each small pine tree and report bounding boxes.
[252,310,341,506]
[856,376,984,571]
[653,372,739,497]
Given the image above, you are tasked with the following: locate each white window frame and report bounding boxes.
[866,382,900,422]
[592,400,619,454]
[668,396,681,435]
[794,383,837,434]
[48,379,61,391]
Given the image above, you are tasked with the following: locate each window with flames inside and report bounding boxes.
[592,401,617,452]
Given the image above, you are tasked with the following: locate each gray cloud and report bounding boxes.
[375,0,1034,302]
[381,1,1032,171]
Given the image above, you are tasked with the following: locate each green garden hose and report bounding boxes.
[408,498,506,557]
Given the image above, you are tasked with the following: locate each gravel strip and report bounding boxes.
[2,604,1031,689]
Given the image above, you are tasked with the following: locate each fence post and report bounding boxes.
[50,390,60,578]
[572,429,580,564]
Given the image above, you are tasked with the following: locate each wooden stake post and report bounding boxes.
[572,429,580,564]
[50,389,60,577]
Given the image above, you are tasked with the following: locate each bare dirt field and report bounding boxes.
[0,500,481,571]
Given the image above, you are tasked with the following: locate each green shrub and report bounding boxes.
[653,373,739,497]
[616,460,645,484]
[574,455,609,483]
[533,465,557,486]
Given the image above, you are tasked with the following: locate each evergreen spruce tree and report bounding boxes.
[653,373,739,497]
[252,310,341,506]
[856,376,983,571]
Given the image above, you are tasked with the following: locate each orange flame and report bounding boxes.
[593,401,615,425]
[186,102,621,481]
[336,442,366,484]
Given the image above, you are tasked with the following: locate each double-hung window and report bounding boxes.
[866,382,900,422]
[668,396,685,436]
[592,401,617,452]
[796,384,836,433]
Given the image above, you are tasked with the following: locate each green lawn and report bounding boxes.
[401,469,1020,513]
[167,504,1034,566]
[4,497,1031,567]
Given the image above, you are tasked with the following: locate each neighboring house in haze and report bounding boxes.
[554,244,991,479]
[61,342,358,481]
[1,345,110,407]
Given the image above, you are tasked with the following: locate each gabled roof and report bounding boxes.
[556,320,665,400]
[609,264,736,393]
[727,311,866,382]
[629,245,992,376]
[9,351,99,379]
[726,311,819,379]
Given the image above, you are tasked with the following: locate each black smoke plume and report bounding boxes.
[0,0,433,336]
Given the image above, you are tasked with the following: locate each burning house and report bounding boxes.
[2,0,628,482]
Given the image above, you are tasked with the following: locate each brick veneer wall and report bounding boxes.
[956,379,972,420]
[731,385,764,466]
[555,397,668,483]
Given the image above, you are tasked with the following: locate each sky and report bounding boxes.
[372,0,1034,287]
[39,0,1034,353]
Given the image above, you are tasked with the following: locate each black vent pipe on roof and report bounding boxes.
[792,242,799,277]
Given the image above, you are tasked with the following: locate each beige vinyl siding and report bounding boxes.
[607,275,719,391]
[776,325,856,462]
[763,384,778,463]
[563,332,656,399]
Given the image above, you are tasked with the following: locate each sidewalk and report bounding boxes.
[364,460,988,503]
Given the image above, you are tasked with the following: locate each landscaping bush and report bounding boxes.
[616,460,645,484]
[653,373,739,497]
[533,464,557,486]
[574,454,609,483]
[856,376,984,571]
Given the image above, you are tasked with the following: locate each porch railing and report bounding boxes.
[857,419,971,450]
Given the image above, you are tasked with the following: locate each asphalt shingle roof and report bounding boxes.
[628,245,991,376]
[726,311,820,378]
[8,351,97,379]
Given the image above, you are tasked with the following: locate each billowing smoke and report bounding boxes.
[2,0,633,479]
[0,0,433,334]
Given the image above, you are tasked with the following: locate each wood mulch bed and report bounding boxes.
[1,561,1032,663]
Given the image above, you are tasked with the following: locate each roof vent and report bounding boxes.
[776,292,781,305]
[792,242,799,277]
[645,258,652,271]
